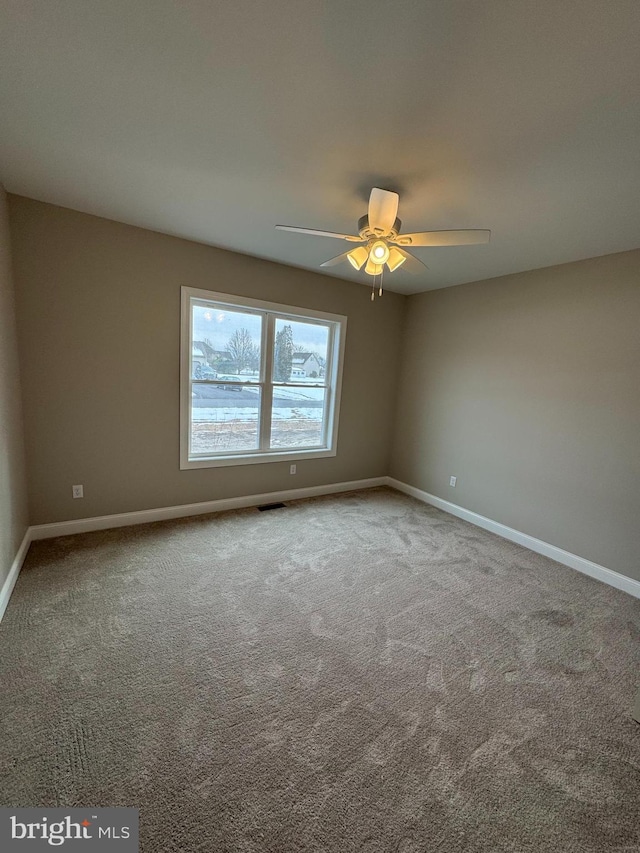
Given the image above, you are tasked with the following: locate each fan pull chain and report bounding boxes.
[370,268,385,301]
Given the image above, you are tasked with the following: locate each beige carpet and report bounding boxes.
[1,487,639,852]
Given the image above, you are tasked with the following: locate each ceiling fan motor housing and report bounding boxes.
[358,214,401,241]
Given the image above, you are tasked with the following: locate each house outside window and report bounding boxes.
[180,287,346,469]
[292,352,324,377]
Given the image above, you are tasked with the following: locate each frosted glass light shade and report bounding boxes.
[365,259,383,276]
[347,246,368,270]
[369,240,390,266]
[386,246,407,272]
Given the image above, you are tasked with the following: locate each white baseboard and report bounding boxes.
[386,477,640,600]
[29,477,387,541]
[5,475,637,624]
[0,477,384,622]
[0,528,32,622]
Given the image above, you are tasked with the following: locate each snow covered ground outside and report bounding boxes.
[191,406,321,423]
[189,387,325,452]
[191,411,324,452]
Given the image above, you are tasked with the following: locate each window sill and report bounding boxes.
[180,447,337,470]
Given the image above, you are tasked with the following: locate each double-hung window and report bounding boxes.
[180,287,346,468]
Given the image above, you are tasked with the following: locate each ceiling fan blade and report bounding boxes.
[394,229,491,247]
[275,224,362,241]
[397,249,428,274]
[320,251,350,268]
[368,188,399,235]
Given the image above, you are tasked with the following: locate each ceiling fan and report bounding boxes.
[276,188,490,298]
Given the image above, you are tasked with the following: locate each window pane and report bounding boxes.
[192,304,262,381]
[191,385,261,454]
[270,386,326,449]
[273,318,329,383]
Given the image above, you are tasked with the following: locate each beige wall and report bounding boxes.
[0,185,29,591]
[7,194,639,586]
[391,250,640,582]
[8,196,405,525]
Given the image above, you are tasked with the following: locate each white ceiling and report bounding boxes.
[1,0,639,294]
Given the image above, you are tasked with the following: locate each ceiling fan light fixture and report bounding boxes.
[346,246,368,270]
[386,246,407,272]
[369,240,390,266]
[276,187,490,296]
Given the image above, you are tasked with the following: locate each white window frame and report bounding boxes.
[180,287,347,469]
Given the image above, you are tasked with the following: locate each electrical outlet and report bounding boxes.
[289,464,297,475]
[72,484,84,499]
[449,476,457,487]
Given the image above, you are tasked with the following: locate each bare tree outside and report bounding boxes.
[227,328,260,373]
[202,337,217,369]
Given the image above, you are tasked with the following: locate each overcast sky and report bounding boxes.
[192,305,328,355]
